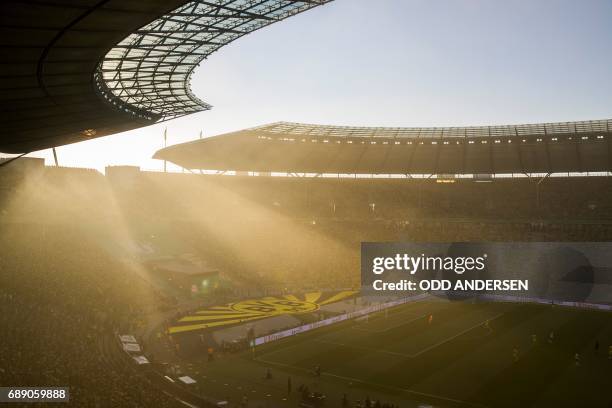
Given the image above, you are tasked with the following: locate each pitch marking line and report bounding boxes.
[344,302,449,334]
[351,312,430,334]
[314,339,413,358]
[316,313,505,359]
[254,356,488,408]
[254,305,432,358]
[410,313,505,357]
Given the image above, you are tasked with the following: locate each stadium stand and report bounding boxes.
[1,160,612,406]
[0,225,183,407]
[154,120,612,176]
[154,120,612,175]
[3,163,612,292]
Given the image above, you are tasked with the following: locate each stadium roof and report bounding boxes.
[0,0,329,154]
[154,120,612,175]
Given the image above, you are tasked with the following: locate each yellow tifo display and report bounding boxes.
[168,291,357,334]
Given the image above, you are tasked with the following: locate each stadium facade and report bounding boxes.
[0,0,330,153]
[154,120,612,175]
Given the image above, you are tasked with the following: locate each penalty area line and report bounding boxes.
[338,302,446,336]
[410,313,505,358]
[317,312,505,359]
[351,312,431,334]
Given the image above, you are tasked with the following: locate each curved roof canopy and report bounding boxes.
[154,120,612,175]
[0,0,329,153]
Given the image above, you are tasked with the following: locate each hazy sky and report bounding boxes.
[11,0,612,171]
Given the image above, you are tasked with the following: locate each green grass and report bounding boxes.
[182,300,612,408]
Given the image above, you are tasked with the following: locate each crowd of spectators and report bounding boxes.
[1,164,612,406]
[0,223,183,407]
[134,172,612,222]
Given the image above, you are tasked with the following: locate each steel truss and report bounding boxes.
[258,120,612,139]
[96,0,330,121]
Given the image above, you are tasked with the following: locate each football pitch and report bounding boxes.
[187,300,612,408]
